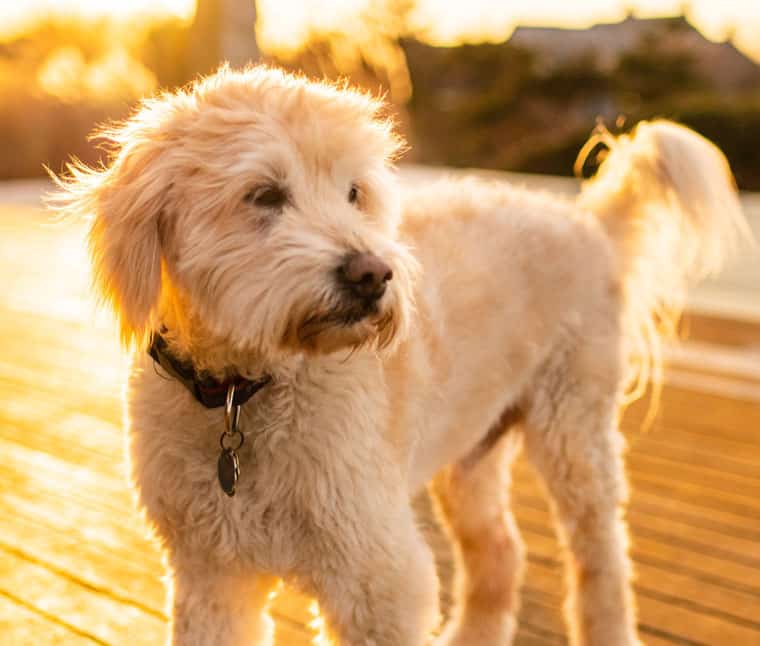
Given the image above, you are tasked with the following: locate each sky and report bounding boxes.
[1,0,759,61]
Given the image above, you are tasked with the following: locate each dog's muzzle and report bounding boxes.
[336,252,393,309]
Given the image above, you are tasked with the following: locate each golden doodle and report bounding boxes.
[53,66,748,645]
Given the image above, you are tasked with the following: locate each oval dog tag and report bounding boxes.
[217,448,240,497]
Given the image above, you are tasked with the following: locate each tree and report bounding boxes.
[189,0,258,76]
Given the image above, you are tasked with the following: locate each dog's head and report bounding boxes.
[53,66,417,367]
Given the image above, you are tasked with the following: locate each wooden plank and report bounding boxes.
[629,496,760,544]
[514,462,760,541]
[625,432,760,483]
[626,467,760,521]
[0,370,122,428]
[0,507,164,606]
[424,483,760,644]
[513,495,760,603]
[681,312,760,349]
[0,548,164,645]
[0,592,101,645]
[513,479,760,565]
[519,536,760,645]
[0,441,317,642]
[625,385,760,445]
[627,453,760,511]
[516,486,760,591]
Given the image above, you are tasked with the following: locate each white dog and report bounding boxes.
[52,66,748,646]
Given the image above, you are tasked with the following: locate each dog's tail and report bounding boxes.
[578,119,752,407]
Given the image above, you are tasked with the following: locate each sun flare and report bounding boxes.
[1,1,759,62]
[0,0,195,40]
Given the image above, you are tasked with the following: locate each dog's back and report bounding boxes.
[393,121,750,484]
[393,178,619,486]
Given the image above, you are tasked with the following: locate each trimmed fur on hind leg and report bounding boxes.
[431,429,525,646]
[523,356,640,646]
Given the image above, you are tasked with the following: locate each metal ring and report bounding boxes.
[219,430,245,451]
[225,384,241,435]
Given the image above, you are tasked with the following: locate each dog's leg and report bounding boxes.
[523,388,640,646]
[306,506,440,646]
[169,559,278,646]
[430,430,524,646]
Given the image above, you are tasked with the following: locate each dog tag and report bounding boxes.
[217,448,240,497]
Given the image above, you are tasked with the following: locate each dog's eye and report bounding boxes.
[348,184,359,205]
[245,186,287,209]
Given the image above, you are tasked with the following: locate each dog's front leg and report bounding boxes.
[305,505,440,646]
[168,559,278,646]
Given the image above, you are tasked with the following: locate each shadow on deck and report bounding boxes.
[1,190,759,645]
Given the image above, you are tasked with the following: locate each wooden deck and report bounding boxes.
[1,188,760,645]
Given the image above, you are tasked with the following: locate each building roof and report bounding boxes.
[509,14,760,89]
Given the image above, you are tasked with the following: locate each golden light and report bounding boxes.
[0,0,194,39]
[409,0,760,61]
[85,49,157,98]
[36,46,157,102]
[257,0,370,54]
[308,599,329,645]
[0,1,758,62]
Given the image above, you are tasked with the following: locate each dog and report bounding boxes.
[51,66,748,646]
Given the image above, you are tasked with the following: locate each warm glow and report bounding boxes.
[37,46,157,102]
[0,0,195,40]
[1,1,759,62]
[308,599,329,645]
[257,0,371,54]
[255,0,760,62]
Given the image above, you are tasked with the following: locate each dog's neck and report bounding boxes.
[147,330,273,408]
[154,286,289,382]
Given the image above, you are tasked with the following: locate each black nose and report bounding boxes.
[337,252,393,301]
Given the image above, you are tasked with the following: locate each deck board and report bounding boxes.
[1,195,759,645]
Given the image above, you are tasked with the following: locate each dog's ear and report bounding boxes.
[52,128,172,348]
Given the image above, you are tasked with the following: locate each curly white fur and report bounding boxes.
[51,66,748,646]
[580,120,750,410]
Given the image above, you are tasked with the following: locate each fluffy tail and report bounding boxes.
[578,120,753,407]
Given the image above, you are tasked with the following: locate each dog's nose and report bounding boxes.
[338,252,393,301]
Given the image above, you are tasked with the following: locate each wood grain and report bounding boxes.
[1,198,758,645]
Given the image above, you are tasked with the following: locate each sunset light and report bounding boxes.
[0,0,194,39]
[1,1,759,62]
[254,0,760,61]
[36,46,157,102]
[1,2,760,644]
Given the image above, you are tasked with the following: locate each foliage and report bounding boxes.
[616,40,705,102]
[400,34,760,189]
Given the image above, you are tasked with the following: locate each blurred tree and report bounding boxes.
[270,0,415,103]
[615,37,703,103]
[530,54,611,101]
[189,0,258,76]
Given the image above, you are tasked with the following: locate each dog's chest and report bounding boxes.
[128,355,392,572]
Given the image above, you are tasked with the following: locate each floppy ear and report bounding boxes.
[53,133,171,348]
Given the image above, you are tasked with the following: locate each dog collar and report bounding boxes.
[148,332,272,409]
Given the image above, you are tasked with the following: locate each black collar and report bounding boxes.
[148,332,272,409]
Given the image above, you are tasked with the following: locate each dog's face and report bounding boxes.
[57,67,416,364]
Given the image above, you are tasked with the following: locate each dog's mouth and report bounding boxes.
[291,298,396,354]
[299,303,377,339]
[337,297,383,325]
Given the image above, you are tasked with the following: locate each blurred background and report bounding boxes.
[2,0,760,187]
[1,2,759,645]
